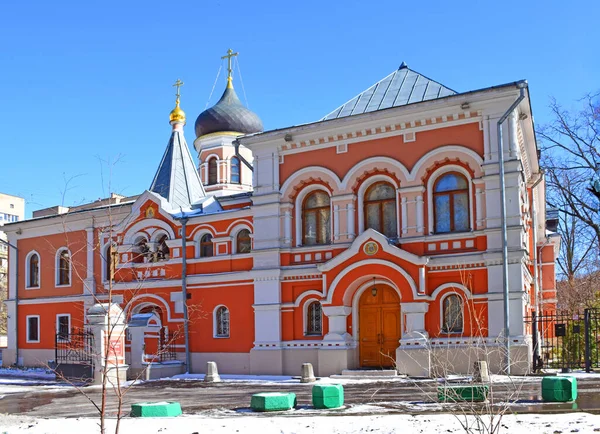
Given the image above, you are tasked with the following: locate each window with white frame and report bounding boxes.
[442,294,463,333]
[306,301,322,335]
[236,229,251,254]
[27,315,40,343]
[27,252,40,288]
[56,248,70,286]
[364,182,397,238]
[208,158,218,185]
[215,306,230,338]
[433,173,470,233]
[231,157,241,184]
[302,190,331,245]
[56,314,70,340]
[200,233,213,257]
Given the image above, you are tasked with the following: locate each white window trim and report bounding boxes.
[26,315,40,343]
[294,185,333,247]
[440,292,464,335]
[230,156,241,185]
[25,250,41,289]
[230,224,253,254]
[195,230,215,258]
[427,165,474,235]
[56,313,71,342]
[357,174,400,237]
[213,305,230,338]
[303,299,323,336]
[55,247,72,288]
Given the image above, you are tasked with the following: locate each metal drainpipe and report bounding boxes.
[531,171,545,314]
[179,215,191,373]
[233,139,254,172]
[497,81,527,374]
[531,171,545,368]
[1,238,19,366]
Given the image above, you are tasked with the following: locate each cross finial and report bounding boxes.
[221,48,239,87]
[173,79,184,99]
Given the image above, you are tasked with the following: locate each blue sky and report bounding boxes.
[1,0,598,217]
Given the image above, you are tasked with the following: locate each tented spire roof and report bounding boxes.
[322,63,456,121]
[149,130,206,209]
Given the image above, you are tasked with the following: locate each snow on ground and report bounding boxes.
[0,367,56,381]
[1,412,599,433]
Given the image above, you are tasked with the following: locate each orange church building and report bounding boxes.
[1,58,559,377]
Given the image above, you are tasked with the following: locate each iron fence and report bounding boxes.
[55,328,95,366]
[158,332,177,362]
[527,308,600,372]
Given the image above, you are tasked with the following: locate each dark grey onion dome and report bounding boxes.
[194,83,263,138]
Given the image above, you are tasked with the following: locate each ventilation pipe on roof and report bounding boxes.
[497,80,527,375]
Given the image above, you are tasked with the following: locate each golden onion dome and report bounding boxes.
[169,96,186,123]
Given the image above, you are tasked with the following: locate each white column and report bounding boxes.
[216,159,222,184]
[416,195,424,234]
[476,187,484,229]
[418,267,426,294]
[401,197,408,235]
[322,306,352,342]
[347,202,355,240]
[283,209,292,245]
[333,205,340,241]
[400,302,429,340]
[84,227,95,294]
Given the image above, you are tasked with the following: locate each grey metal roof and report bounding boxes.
[149,130,206,209]
[195,84,263,138]
[322,63,457,121]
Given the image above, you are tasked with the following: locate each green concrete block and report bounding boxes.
[130,401,182,417]
[542,376,577,402]
[312,384,344,409]
[438,385,489,402]
[251,392,297,412]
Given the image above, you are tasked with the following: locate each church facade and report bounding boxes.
[2,58,559,376]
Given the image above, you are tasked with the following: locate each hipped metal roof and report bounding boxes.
[322,62,456,121]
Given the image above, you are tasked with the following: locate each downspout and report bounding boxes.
[530,171,545,368]
[496,81,527,374]
[233,139,254,172]
[531,171,544,314]
[0,238,19,366]
[179,215,191,373]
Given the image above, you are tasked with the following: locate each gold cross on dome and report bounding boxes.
[221,48,239,80]
[173,79,184,98]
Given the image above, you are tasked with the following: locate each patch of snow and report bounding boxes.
[1,412,599,434]
[0,367,56,380]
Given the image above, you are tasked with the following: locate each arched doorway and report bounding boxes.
[359,284,401,368]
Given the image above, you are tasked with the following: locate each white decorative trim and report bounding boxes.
[123,219,176,245]
[303,299,323,336]
[25,250,41,289]
[341,157,410,190]
[123,293,182,323]
[439,292,464,335]
[426,164,474,235]
[229,223,253,254]
[26,315,40,343]
[279,166,342,199]
[194,229,215,258]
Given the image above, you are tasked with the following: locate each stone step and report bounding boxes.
[331,369,398,379]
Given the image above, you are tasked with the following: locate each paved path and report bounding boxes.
[1,377,600,418]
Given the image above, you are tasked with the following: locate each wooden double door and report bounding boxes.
[359,285,401,368]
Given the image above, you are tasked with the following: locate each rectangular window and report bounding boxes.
[56,315,70,340]
[27,316,40,343]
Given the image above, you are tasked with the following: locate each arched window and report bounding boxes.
[27,253,40,288]
[364,182,397,238]
[302,190,331,245]
[133,236,149,263]
[236,229,251,254]
[442,294,463,333]
[434,173,469,233]
[105,244,117,281]
[231,157,241,184]
[306,301,322,335]
[215,306,230,338]
[57,249,70,286]
[208,158,218,185]
[200,234,213,257]
[156,234,170,261]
